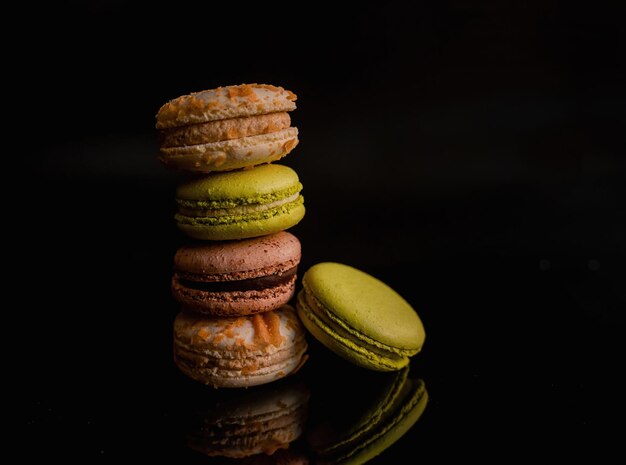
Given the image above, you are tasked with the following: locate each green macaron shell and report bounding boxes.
[176,164,301,203]
[175,164,305,240]
[299,263,425,369]
[177,200,305,241]
[296,291,409,371]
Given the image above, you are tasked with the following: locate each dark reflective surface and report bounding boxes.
[19,1,624,461]
[21,180,624,461]
[21,176,623,460]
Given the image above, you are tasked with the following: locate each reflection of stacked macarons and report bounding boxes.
[185,380,310,459]
[156,84,307,388]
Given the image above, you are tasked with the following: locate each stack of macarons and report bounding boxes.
[157,84,427,385]
[156,84,308,388]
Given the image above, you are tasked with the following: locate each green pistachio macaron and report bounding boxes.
[296,262,425,371]
[307,366,428,465]
[175,164,305,240]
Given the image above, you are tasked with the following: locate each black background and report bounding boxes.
[20,1,625,461]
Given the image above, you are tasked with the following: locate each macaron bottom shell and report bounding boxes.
[159,128,299,173]
[171,273,297,317]
[174,346,306,388]
[176,202,305,241]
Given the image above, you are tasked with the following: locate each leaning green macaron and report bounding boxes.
[175,164,305,240]
[296,262,425,371]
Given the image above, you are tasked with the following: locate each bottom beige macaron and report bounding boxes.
[173,305,308,388]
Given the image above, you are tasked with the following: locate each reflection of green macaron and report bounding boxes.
[175,164,305,241]
[296,263,425,371]
[307,366,428,465]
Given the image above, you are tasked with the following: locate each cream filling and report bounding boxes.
[179,192,300,217]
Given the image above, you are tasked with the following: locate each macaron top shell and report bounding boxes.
[174,232,301,280]
[302,263,425,352]
[176,164,301,204]
[156,83,297,129]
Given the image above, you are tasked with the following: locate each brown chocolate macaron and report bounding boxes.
[172,231,301,316]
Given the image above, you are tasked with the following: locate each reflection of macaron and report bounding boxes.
[173,305,308,388]
[156,84,299,173]
[172,232,301,316]
[307,366,428,465]
[296,263,425,371]
[175,164,305,241]
[186,381,310,459]
[190,446,310,465]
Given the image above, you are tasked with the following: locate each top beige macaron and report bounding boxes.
[156,84,299,173]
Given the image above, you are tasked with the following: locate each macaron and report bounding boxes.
[173,305,308,388]
[156,83,299,173]
[306,366,428,465]
[172,232,301,316]
[296,262,425,371]
[175,163,305,241]
[185,380,310,459]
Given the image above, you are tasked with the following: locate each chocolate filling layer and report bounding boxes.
[179,267,297,293]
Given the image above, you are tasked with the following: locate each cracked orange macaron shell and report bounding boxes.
[156,83,299,173]
[173,305,308,388]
